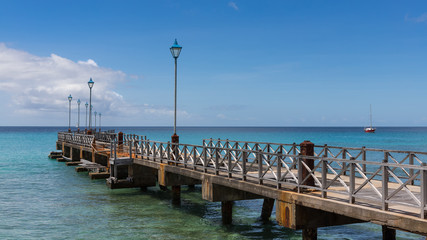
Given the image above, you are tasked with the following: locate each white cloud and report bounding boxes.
[228,2,239,11]
[405,13,427,23]
[0,43,126,116]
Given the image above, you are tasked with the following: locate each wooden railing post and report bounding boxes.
[215,146,219,175]
[258,151,263,185]
[292,142,297,169]
[342,149,347,176]
[242,151,247,181]
[322,155,327,198]
[362,146,367,173]
[129,139,133,160]
[297,154,303,193]
[421,163,427,219]
[193,147,197,170]
[118,132,123,153]
[300,140,315,187]
[183,145,188,168]
[167,141,171,164]
[203,145,208,173]
[277,151,281,189]
[409,153,414,185]
[146,139,150,160]
[349,157,355,204]
[227,148,232,178]
[382,152,389,211]
[159,143,163,163]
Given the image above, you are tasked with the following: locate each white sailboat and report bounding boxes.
[364,104,376,133]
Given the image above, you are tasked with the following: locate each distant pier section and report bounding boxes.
[50,130,427,240]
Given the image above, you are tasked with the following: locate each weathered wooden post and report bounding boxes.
[261,198,275,222]
[300,140,315,187]
[118,132,123,153]
[171,131,180,205]
[421,163,427,219]
[300,140,317,240]
[221,201,233,225]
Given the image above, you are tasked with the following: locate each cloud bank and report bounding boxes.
[405,13,427,23]
[0,43,127,116]
[228,2,239,11]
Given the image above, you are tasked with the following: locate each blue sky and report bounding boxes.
[1,0,427,126]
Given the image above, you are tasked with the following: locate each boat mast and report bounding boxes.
[370,104,373,128]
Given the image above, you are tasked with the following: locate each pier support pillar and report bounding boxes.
[300,140,315,187]
[221,201,233,225]
[261,198,275,222]
[302,228,317,240]
[172,185,181,206]
[382,226,396,240]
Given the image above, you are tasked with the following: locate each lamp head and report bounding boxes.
[88,78,94,89]
[85,102,88,107]
[170,39,182,58]
[68,94,72,102]
[77,99,81,105]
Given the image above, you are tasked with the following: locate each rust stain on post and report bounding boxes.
[159,163,166,186]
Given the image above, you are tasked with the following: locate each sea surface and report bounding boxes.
[1,126,426,240]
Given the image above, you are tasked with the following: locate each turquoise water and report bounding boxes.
[0,127,426,240]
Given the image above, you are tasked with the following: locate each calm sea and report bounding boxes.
[0,126,426,240]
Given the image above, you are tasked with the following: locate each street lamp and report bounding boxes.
[94,111,97,132]
[99,113,102,132]
[88,78,94,133]
[77,99,81,132]
[68,94,72,133]
[85,102,88,133]
[170,38,182,144]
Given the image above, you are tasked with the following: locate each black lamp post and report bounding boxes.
[170,39,182,144]
[88,78,94,134]
[77,99,81,133]
[85,102,88,133]
[68,94,72,133]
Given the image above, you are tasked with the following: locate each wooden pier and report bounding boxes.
[51,131,427,240]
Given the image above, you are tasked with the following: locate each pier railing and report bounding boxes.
[94,131,117,143]
[58,132,94,147]
[108,137,427,219]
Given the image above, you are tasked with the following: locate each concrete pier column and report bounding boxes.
[221,201,233,225]
[382,226,396,240]
[172,185,181,206]
[302,228,317,240]
[261,198,275,221]
[300,140,315,187]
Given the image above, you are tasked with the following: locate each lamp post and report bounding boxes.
[68,94,72,133]
[85,102,88,133]
[88,78,94,134]
[94,111,97,132]
[170,39,182,144]
[77,99,81,133]
[99,113,101,132]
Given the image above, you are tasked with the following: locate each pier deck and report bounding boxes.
[53,131,427,239]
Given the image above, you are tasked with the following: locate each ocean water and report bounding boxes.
[0,126,426,240]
